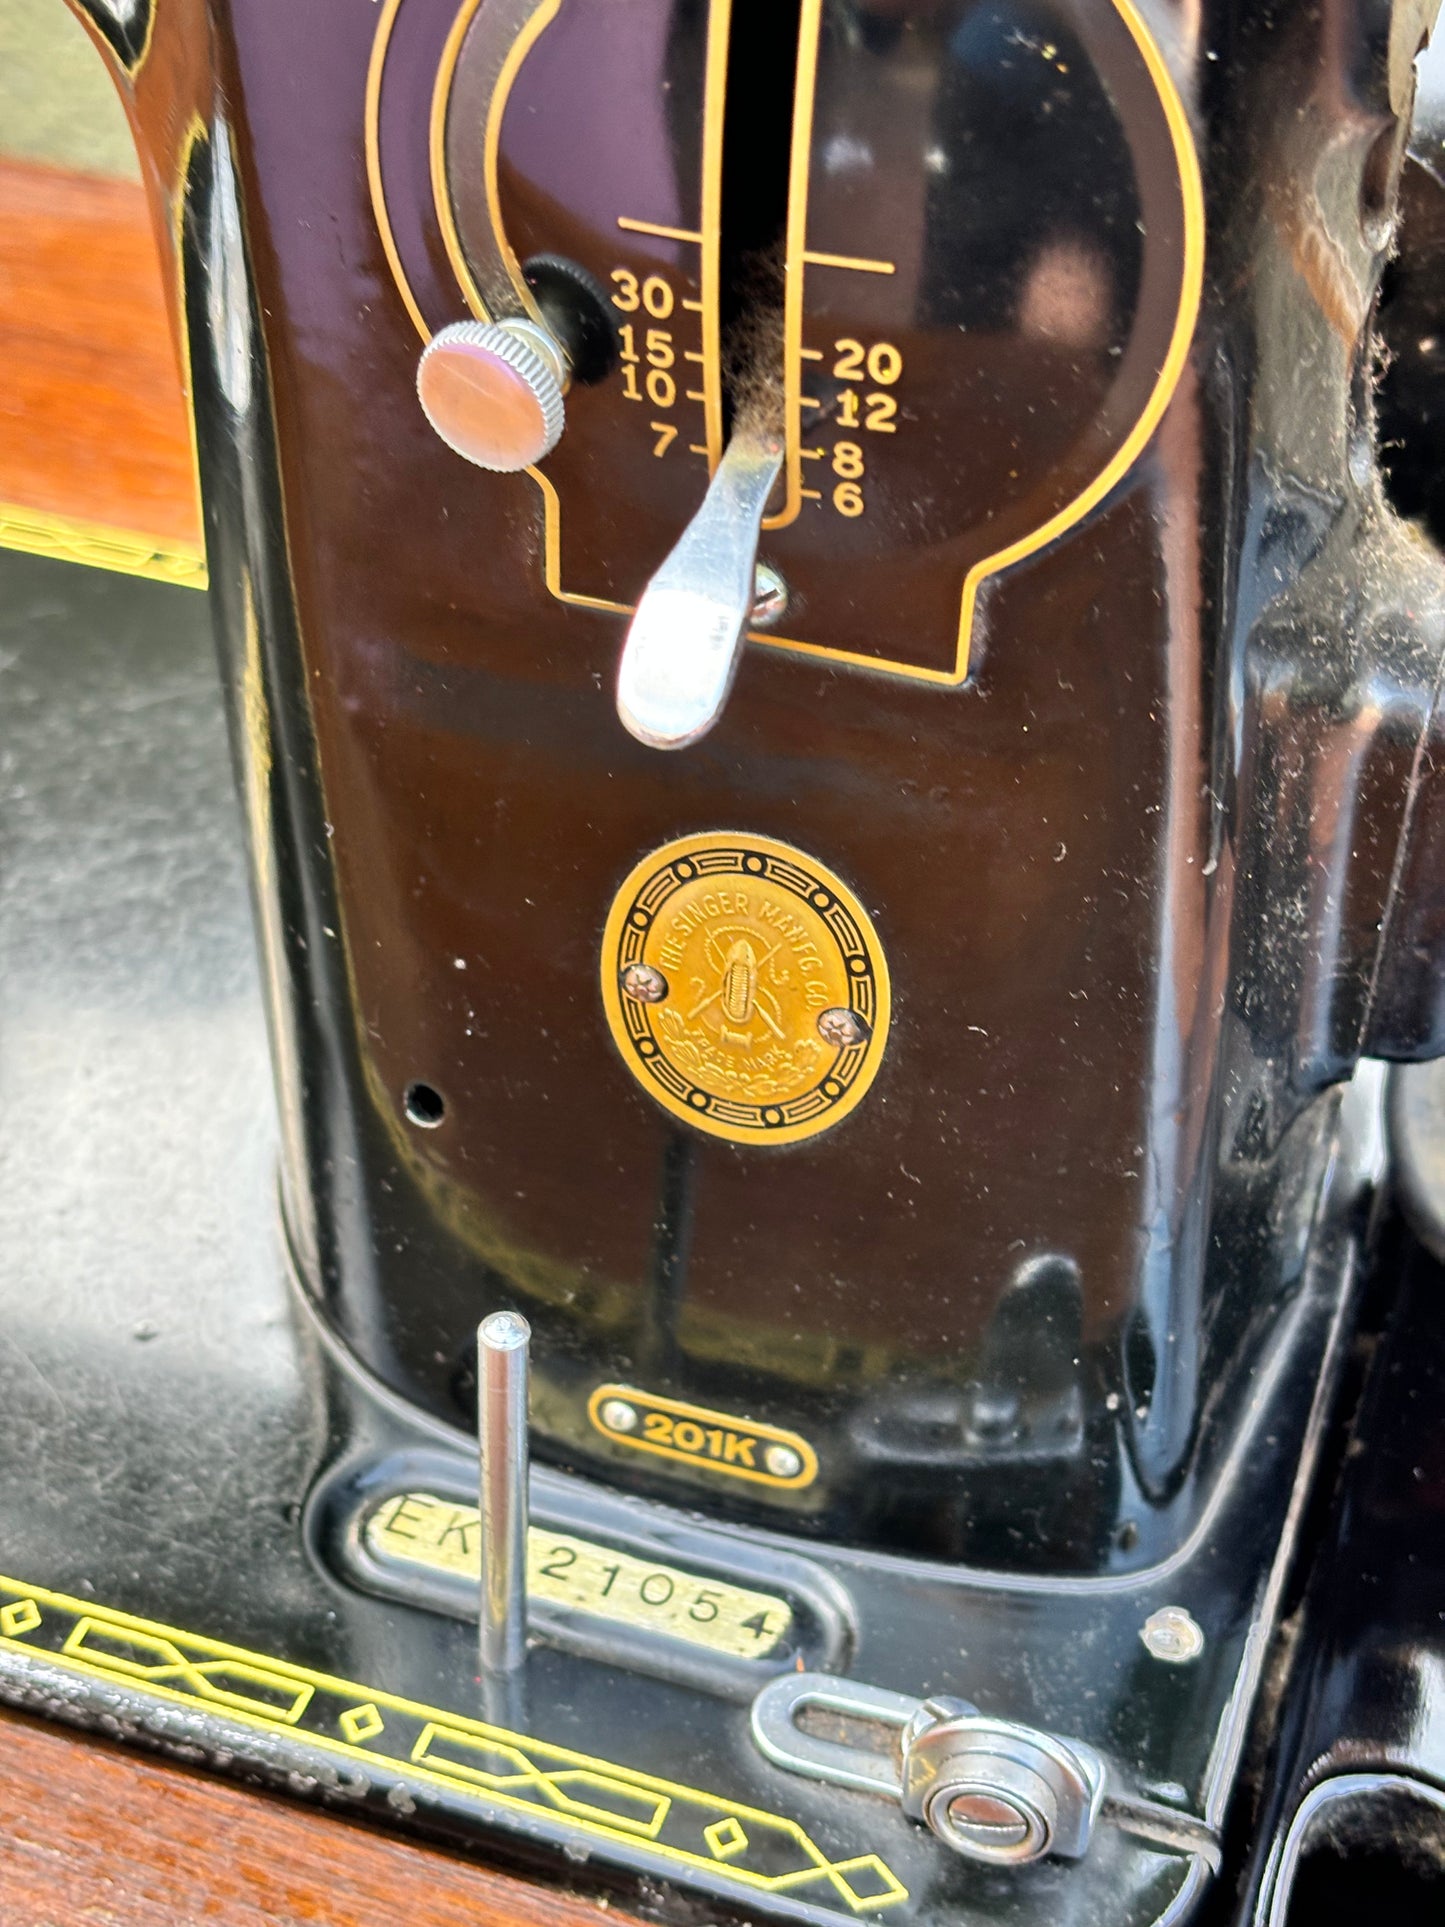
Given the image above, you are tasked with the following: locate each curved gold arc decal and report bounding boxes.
[365,0,430,343]
[429,0,560,326]
[372,0,729,574]
[760,0,1205,678]
[916,0,1205,686]
[366,0,1204,690]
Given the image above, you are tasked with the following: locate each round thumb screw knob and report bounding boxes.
[417,319,566,471]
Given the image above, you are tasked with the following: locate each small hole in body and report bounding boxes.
[404,1082,446,1128]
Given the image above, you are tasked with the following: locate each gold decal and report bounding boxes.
[0,501,206,590]
[370,0,1202,686]
[601,833,889,1146]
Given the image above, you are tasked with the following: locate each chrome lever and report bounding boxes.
[751,1672,1105,1864]
[616,424,784,750]
[750,1672,1220,1870]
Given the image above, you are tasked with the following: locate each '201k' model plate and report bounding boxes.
[601,833,890,1145]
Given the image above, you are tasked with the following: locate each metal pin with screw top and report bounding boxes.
[477,1311,531,1696]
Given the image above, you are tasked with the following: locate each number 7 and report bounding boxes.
[650,421,678,458]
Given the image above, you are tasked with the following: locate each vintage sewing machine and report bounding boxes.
[7,0,1445,1918]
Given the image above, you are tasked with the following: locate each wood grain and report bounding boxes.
[0,1706,638,1926]
[0,156,200,547]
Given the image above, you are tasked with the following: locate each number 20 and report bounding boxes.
[832,338,903,385]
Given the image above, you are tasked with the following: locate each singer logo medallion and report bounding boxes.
[601,833,889,1145]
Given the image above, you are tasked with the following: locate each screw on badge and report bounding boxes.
[601,833,891,1146]
[764,1443,803,1479]
[599,1397,639,1433]
[751,563,789,629]
[1140,1607,1204,1662]
[817,1007,868,1048]
[620,963,669,1004]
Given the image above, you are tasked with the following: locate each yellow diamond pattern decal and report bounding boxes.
[705,1816,749,1859]
[61,1619,313,1724]
[0,1571,907,1917]
[0,1599,40,1637]
[340,1701,385,1744]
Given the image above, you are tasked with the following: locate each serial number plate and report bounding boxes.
[366,1492,794,1660]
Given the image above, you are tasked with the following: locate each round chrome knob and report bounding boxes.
[923,1760,1057,1863]
[416,319,565,472]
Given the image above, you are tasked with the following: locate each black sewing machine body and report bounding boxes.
[6,0,1445,1918]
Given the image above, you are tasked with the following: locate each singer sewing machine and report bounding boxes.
[7,0,1445,1917]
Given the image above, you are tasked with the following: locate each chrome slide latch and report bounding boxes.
[750,1673,1106,1866]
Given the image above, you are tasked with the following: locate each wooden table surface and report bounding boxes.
[0,1706,639,1926]
[0,156,201,553]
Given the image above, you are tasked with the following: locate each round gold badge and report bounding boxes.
[601,833,890,1145]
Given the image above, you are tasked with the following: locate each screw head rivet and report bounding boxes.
[621,963,669,1004]
[751,563,789,629]
[817,1007,867,1048]
[943,1792,1037,1855]
[1141,1606,1204,1663]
